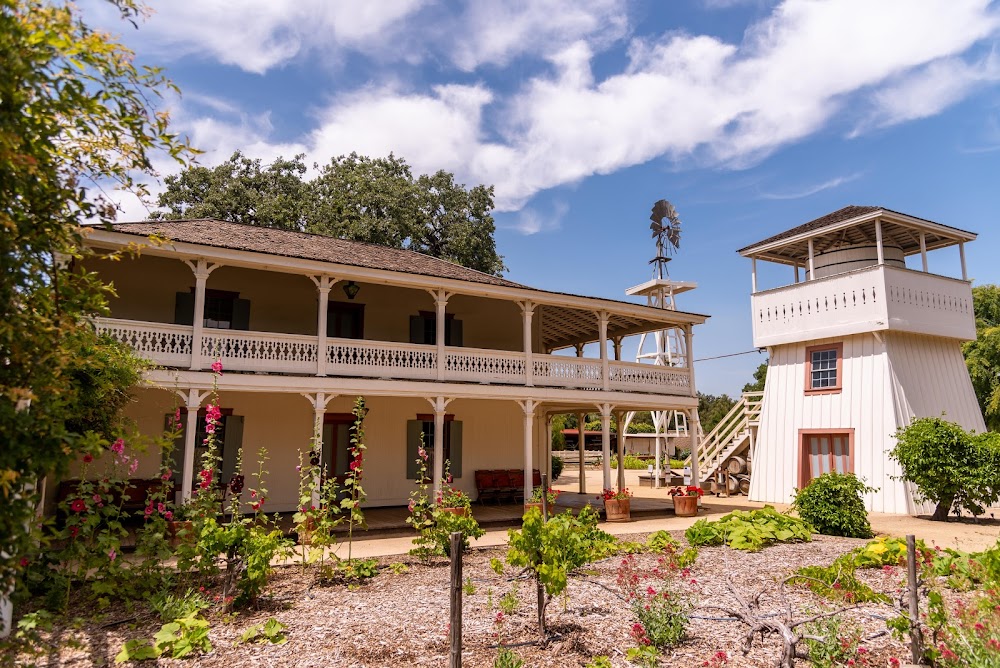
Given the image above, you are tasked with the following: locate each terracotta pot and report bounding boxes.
[604,498,631,522]
[166,520,194,547]
[673,494,699,517]
[438,506,469,517]
[297,517,316,545]
[523,502,544,515]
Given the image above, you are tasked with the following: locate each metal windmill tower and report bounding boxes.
[621,200,698,486]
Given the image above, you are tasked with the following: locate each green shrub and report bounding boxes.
[891,417,1000,520]
[609,454,649,469]
[684,506,812,552]
[792,472,875,538]
[801,616,869,668]
[551,455,564,480]
[149,588,210,623]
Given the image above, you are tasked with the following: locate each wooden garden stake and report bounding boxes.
[906,534,923,664]
[540,472,549,521]
[449,531,462,668]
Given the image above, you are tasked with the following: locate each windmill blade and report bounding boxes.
[650,199,672,225]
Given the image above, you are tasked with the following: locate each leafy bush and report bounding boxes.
[684,506,812,552]
[115,614,212,662]
[891,417,1000,520]
[150,588,210,623]
[801,615,871,668]
[632,589,688,649]
[931,542,1000,590]
[789,562,889,604]
[792,472,875,538]
[494,648,525,668]
[609,454,650,469]
[551,455,564,480]
[240,618,287,645]
[926,588,1000,666]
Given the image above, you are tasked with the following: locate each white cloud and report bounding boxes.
[759,172,863,200]
[855,53,1000,133]
[106,0,1000,218]
[509,201,570,235]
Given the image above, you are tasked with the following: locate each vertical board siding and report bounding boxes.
[750,333,905,513]
[751,331,986,515]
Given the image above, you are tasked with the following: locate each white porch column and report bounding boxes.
[875,220,884,266]
[178,388,210,502]
[615,410,625,492]
[654,430,662,490]
[433,290,452,382]
[311,276,335,376]
[519,400,537,501]
[919,232,928,272]
[688,407,704,495]
[684,324,697,397]
[612,337,623,362]
[793,263,800,284]
[960,242,968,281]
[520,301,535,387]
[184,259,219,371]
[751,257,758,293]
[302,392,336,505]
[598,403,612,490]
[429,396,451,496]
[807,239,815,281]
[577,412,587,494]
[597,311,610,391]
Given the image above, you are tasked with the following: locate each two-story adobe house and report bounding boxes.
[79,220,709,512]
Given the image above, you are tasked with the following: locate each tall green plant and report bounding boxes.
[891,417,1000,520]
[342,397,368,561]
[792,473,875,538]
[0,0,196,622]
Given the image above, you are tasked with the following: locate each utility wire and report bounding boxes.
[694,349,764,363]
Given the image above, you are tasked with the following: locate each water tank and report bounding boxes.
[807,243,905,280]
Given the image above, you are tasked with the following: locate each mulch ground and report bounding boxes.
[16,532,931,667]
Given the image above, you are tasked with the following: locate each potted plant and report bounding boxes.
[598,488,632,522]
[669,485,703,517]
[165,503,196,547]
[525,487,560,514]
[437,484,471,517]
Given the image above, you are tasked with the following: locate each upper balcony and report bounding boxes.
[739,206,977,348]
[81,220,707,400]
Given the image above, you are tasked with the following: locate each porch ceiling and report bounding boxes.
[540,304,684,351]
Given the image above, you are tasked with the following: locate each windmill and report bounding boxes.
[623,199,697,487]
[649,199,682,280]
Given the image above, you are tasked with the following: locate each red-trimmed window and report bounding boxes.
[805,342,843,394]
[799,429,854,487]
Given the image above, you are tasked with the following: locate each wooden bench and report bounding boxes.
[56,478,165,514]
[474,469,541,504]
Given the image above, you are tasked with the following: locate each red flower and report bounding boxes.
[251,502,261,511]
[82,454,93,463]
[211,359,223,375]
[19,557,29,568]
[69,526,79,537]
[70,499,86,513]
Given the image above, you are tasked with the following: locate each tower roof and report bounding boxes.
[738,206,976,266]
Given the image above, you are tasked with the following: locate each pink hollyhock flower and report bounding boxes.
[92,494,101,503]
[157,502,166,513]
[408,500,415,512]
[205,424,215,434]
[144,505,153,517]
[69,526,79,537]
[251,502,261,511]
[211,359,223,375]
[110,438,125,454]
[108,549,116,562]
[164,510,173,521]
[162,470,172,480]
[70,499,86,513]
[19,557,29,568]
[418,447,427,461]
[129,458,139,475]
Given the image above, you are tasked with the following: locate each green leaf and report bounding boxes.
[115,639,161,663]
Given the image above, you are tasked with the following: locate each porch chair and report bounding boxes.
[475,469,499,505]
[510,469,525,503]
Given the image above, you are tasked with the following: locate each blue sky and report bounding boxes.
[87,0,1000,396]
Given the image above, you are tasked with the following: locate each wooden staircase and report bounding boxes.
[684,391,763,483]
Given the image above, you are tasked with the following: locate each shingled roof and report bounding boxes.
[109,219,524,289]
[738,205,976,263]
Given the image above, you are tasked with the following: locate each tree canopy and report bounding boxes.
[742,360,768,393]
[1,0,194,622]
[153,151,507,276]
[963,284,1000,431]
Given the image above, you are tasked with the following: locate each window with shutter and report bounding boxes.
[799,429,853,487]
[405,416,462,479]
[327,302,364,339]
[410,311,462,346]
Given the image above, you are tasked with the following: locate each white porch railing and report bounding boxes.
[94,318,193,367]
[751,265,975,347]
[327,338,437,380]
[95,317,695,396]
[446,347,526,383]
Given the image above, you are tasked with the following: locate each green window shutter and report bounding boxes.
[164,414,185,486]
[231,299,251,331]
[221,415,244,484]
[409,316,425,344]
[449,421,463,479]
[174,292,195,325]
[447,318,463,347]
[406,420,423,479]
